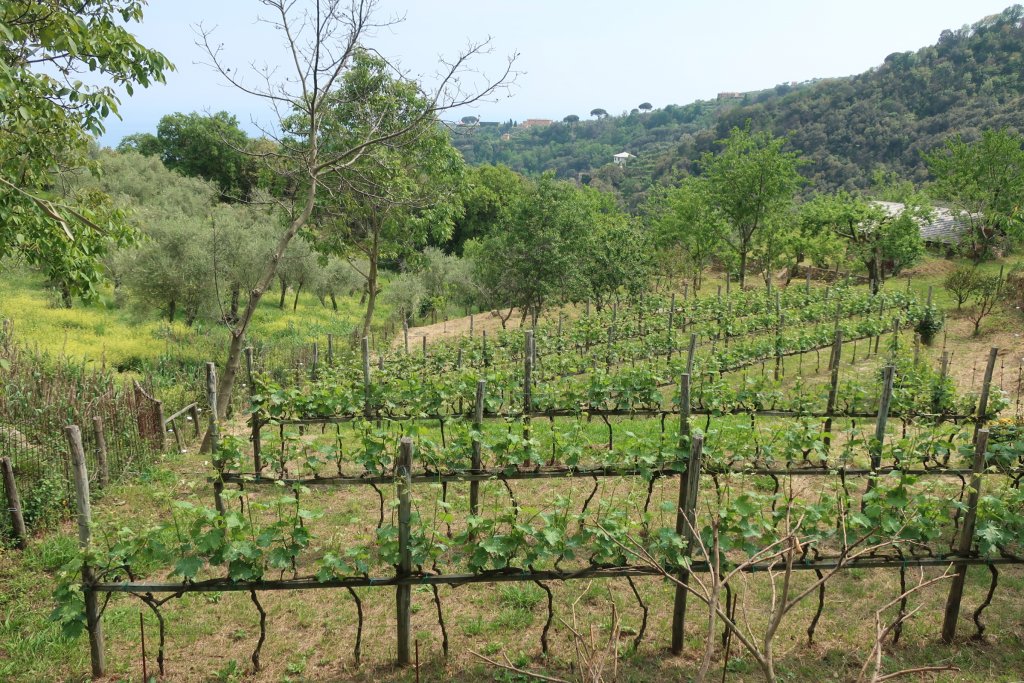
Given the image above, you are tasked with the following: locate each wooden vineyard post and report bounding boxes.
[671,374,695,655]
[327,334,334,366]
[941,429,990,643]
[189,404,201,439]
[470,381,486,518]
[876,298,885,353]
[1,457,27,550]
[606,326,614,369]
[362,337,372,419]
[396,438,414,667]
[870,366,895,475]
[206,363,225,515]
[940,351,950,380]
[685,332,697,378]
[482,331,488,368]
[403,321,409,354]
[154,399,166,451]
[823,330,843,449]
[422,335,428,360]
[310,342,319,380]
[667,292,675,361]
[672,403,703,654]
[774,291,783,381]
[469,314,474,336]
[524,331,534,442]
[973,347,999,442]
[92,416,109,489]
[66,425,105,678]
[244,347,254,396]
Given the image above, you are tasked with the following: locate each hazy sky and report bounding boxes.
[101,0,1015,145]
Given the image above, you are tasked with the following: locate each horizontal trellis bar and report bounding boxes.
[257,408,975,427]
[218,464,996,488]
[93,555,1024,595]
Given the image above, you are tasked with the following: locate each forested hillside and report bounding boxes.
[451,5,1024,207]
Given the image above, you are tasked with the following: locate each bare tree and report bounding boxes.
[196,0,516,439]
[602,485,921,683]
[858,566,958,682]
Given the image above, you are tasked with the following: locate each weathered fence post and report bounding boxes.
[941,429,990,643]
[774,291,783,381]
[470,381,486,518]
[396,438,414,667]
[870,366,895,475]
[189,404,201,439]
[362,337,372,419]
[65,425,105,678]
[1,457,27,550]
[672,383,702,656]
[92,416,110,489]
[206,363,225,515]
[469,314,474,336]
[482,331,488,367]
[823,330,843,449]
[403,321,409,355]
[671,374,695,655]
[667,292,676,361]
[154,400,166,451]
[244,347,254,397]
[685,332,697,378]
[524,331,533,442]
[327,334,334,366]
[310,342,319,380]
[974,348,999,442]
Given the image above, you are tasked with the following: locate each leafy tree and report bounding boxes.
[116,132,161,157]
[0,0,171,301]
[572,190,651,310]
[468,174,633,325]
[799,191,927,293]
[312,258,362,312]
[152,111,257,200]
[643,177,726,290]
[701,127,803,288]
[924,129,1024,259]
[446,164,525,254]
[638,102,653,112]
[563,114,580,124]
[193,0,514,425]
[460,115,479,125]
[590,108,608,119]
[303,50,466,338]
[967,272,1003,335]
[943,265,981,310]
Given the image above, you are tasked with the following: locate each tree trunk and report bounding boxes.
[739,248,748,289]
[330,293,338,312]
[278,276,287,309]
[229,284,240,321]
[60,282,73,308]
[168,300,176,323]
[361,246,379,340]
[292,279,303,311]
[867,258,881,294]
[202,178,319,453]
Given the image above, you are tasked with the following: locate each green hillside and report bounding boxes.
[451,5,1024,207]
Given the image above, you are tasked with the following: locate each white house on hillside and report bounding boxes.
[613,151,634,166]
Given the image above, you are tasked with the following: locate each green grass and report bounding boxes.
[0,266,386,374]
